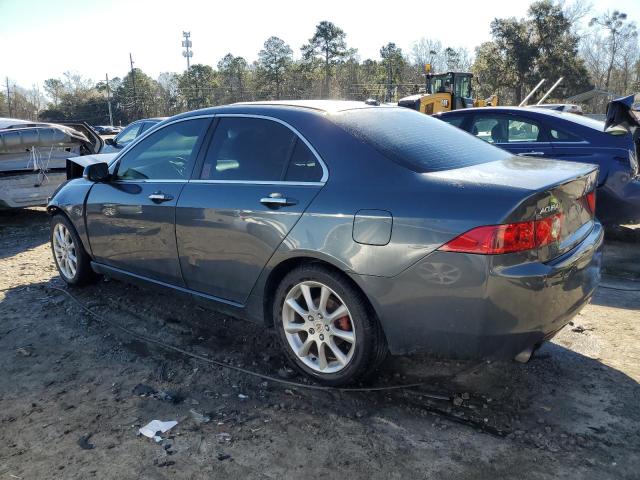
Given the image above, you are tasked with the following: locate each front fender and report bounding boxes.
[47,178,94,255]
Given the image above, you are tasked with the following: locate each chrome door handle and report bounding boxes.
[517,151,545,156]
[260,193,297,207]
[148,192,174,203]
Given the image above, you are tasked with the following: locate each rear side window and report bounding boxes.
[331,108,509,173]
[550,128,584,142]
[201,117,296,181]
[284,140,323,182]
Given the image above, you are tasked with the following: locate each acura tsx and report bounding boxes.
[48,100,603,385]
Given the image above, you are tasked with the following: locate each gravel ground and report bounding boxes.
[1,208,639,480]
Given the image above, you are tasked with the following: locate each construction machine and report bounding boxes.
[398,71,498,114]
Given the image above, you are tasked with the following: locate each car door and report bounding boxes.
[469,113,554,158]
[85,117,210,286]
[176,115,327,304]
[547,126,614,186]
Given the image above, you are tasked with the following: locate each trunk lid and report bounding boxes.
[429,156,599,261]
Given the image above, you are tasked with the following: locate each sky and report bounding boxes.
[1,0,639,89]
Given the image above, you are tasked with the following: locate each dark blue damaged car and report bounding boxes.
[435,103,640,226]
[47,101,603,385]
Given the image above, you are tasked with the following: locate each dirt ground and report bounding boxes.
[1,208,639,480]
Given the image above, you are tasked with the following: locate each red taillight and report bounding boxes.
[585,190,596,215]
[440,213,563,255]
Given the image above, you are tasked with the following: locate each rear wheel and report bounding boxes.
[273,264,386,386]
[50,214,96,286]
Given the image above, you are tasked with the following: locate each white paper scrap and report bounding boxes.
[139,420,178,440]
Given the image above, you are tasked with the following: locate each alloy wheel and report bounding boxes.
[282,281,356,374]
[52,223,77,280]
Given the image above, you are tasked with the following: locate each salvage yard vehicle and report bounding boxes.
[48,100,603,386]
[100,117,166,153]
[0,118,102,208]
[435,104,640,225]
[398,71,498,114]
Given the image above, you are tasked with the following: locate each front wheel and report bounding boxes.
[273,264,386,386]
[50,214,97,286]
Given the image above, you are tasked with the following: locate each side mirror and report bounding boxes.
[83,162,110,182]
[105,138,116,146]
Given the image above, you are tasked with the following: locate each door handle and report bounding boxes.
[148,192,174,203]
[517,151,545,156]
[260,193,297,208]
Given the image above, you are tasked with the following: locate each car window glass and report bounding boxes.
[332,108,509,173]
[201,117,296,181]
[470,116,540,143]
[440,116,465,128]
[139,122,153,134]
[115,123,141,145]
[284,139,323,182]
[116,119,207,180]
[550,128,583,142]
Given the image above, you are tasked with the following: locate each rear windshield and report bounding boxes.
[331,108,510,173]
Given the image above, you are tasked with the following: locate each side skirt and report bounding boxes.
[90,262,258,322]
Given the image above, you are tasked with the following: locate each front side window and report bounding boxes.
[470,115,541,144]
[116,119,207,180]
[115,122,142,146]
[200,117,297,181]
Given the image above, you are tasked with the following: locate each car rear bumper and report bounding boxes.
[354,222,604,357]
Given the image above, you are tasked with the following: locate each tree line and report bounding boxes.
[0,0,637,125]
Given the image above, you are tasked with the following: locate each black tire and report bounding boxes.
[50,214,97,286]
[273,263,387,386]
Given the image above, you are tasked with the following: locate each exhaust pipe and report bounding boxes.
[514,346,534,363]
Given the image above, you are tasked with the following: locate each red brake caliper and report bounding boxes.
[336,315,352,331]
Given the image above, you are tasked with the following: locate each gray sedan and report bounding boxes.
[47,101,603,385]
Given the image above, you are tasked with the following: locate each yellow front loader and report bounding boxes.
[398,71,498,114]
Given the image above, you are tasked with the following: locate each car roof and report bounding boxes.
[173,100,392,119]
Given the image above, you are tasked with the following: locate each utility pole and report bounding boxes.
[182,31,193,72]
[182,31,193,109]
[386,59,393,103]
[105,73,113,126]
[5,77,12,118]
[129,53,138,118]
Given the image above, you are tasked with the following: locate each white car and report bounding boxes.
[0,118,102,208]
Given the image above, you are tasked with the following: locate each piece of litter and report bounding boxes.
[132,384,156,396]
[77,434,95,450]
[216,432,232,443]
[189,409,211,424]
[217,453,231,461]
[139,420,178,441]
[238,394,249,400]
